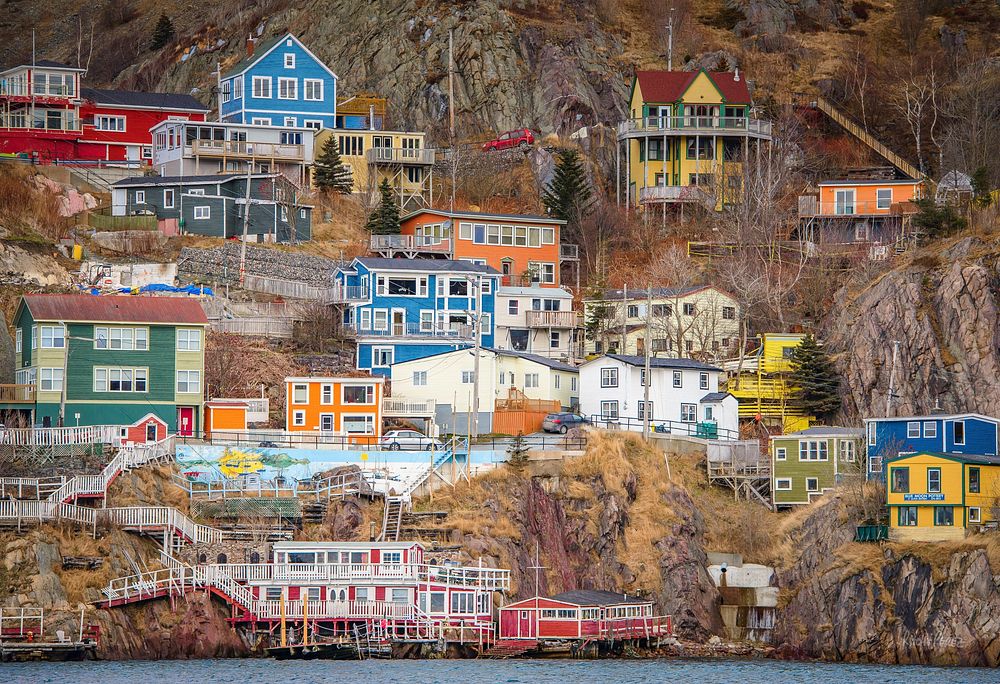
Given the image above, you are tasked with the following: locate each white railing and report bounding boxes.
[47,435,174,503]
[618,115,773,137]
[1,424,123,446]
[418,564,511,591]
[524,310,578,328]
[102,506,223,544]
[0,476,66,499]
[211,397,269,423]
[365,148,436,165]
[351,322,474,339]
[214,562,421,584]
[639,185,713,204]
[382,398,437,416]
[212,317,294,338]
[190,139,304,161]
[242,274,340,302]
[0,607,44,637]
[369,234,452,253]
[0,499,97,526]
[174,471,363,500]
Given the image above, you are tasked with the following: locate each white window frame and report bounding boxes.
[39,325,65,349]
[176,328,202,351]
[291,383,309,405]
[194,205,210,220]
[292,410,306,427]
[775,447,786,461]
[176,370,201,394]
[341,384,376,405]
[341,414,376,435]
[907,421,920,439]
[461,371,475,384]
[278,77,297,100]
[876,188,892,210]
[524,373,539,389]
[806,477,819,492]
[303,119,323,130]
[680,403,696,422]
[163,188,175,209]
[699,372,709,390]
[954,420,966,445]
[923,421,937,438]
[840,440,856,462]
[372,346,394,367]
[320,384,334,405]
[303,78,324,101]
[39,367,64,392]
[969,507,981,524]
[284,53,295,69]
[775,478,792,491]
[135,190,145,204]
[672,371,682,388]
[252,76,271,99]
[233,77,243,100]
[15,328,21,353]
[413,371,427,386]
[94,115,126,132]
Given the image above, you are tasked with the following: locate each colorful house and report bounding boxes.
[284,376,384,442]
[220,33,338,130]
[498,590,668,642]
[723,333,813,433]
[0,59,209,165]
[376,208,572,288]
[617,69,772,211]
[315,128,435,211]
[5,294,207,434]
[797,179,925,258]
[886,452,1000,541]
[203,400,249,440]
[111,173,313,243]
[333,258,499,377]
[494,286,578,361]
[771,427,863,507]
[864,413,1000,480]
[122,413,169,444]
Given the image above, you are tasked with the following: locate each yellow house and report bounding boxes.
[723,333,814,432]
[887,452,1000,542]
[617,69,772,211]
[315,128,435,211]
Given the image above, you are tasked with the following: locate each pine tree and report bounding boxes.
[314,137,354,194]
[541,148,593,229]
[365,179,401,235]
[506,432,530,472]
[789,335,842,419]
[150,14,175,51]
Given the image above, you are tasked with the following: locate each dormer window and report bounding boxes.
[284,53,295,68]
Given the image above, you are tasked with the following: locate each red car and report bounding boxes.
[482,128,535,152]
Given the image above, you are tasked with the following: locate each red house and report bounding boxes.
[498,590,671,642]
[0,59,209,165]
[123,413,169,445]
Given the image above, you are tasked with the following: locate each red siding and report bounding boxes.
[371,549,380,564]
[287,587,300,600]
[375,587,386,601]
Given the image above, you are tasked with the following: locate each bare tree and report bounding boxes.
[941,57,1000,183]
[893,58,940,175]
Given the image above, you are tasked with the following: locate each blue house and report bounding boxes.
[335,258,499,377]
[220,33,337,130]
[864,413,1000,479]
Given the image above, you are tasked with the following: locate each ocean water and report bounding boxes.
[6,658,997,683]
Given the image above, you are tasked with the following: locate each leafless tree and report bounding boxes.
[941,57,1000,183]
[893,58,941,175]
[76,11,95,74]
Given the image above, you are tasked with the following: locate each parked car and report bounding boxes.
[482,128,535,152]
[380,429,444,451]
[541,413,590,434]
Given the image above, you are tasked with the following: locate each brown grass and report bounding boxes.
[0,165,66,241]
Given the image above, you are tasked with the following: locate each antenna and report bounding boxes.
[527,540,547,597]
[667,8,674,71]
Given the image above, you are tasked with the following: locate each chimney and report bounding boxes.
[734,67,740,82]
[246,35,256,59]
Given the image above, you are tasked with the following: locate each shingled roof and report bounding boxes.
[21,294,208,325]
[82,88,209,112]
[635,70,752,105]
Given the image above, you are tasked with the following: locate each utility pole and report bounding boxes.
[449,28,456,213]
[238,163,252,287]
[470,275,482,440]
[667,8,674,71]
[621,284,628,354]
[885,340,901,417]
[643,286,652,441]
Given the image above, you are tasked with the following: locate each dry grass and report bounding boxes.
[109,465,190,514]
[0,165,67,241]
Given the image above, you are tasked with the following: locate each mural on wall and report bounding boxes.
[180,447,311,478]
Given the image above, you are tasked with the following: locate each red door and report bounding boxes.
[177,407,194,437]
[518,610,534,639]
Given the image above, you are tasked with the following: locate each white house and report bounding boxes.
[389,347,579,434]
[494,286,578,361]
[579,354,738,438]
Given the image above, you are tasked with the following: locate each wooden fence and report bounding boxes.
[211,317,295,338]
[87,212,158,232]
[242,274,338,302]
[493,391,559,436]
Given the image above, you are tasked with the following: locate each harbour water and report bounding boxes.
[4,658,996,683]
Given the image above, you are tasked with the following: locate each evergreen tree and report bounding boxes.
[150,14,175,51]
[314,137,354,194]
[365,179,401,235]
[971,166,993,209]
[912,196,966,240]
[506,432,530,472]
[789,335,842,420]
[541,148,593,228]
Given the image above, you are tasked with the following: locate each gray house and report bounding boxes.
[111,173,312,243]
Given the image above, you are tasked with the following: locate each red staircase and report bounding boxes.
[480,639,538,659]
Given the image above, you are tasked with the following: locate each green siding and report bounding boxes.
[772,436,853,505]
[34,401,182,431]
[65,324,176,403]
[15,306,35,368]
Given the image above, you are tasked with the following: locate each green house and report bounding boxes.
[4,294,208,434]
[771,426,864,507]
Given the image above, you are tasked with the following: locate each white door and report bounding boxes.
[835,190,855,215]
[126,146,140,163]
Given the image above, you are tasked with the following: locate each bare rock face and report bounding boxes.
[824,239,1000,418]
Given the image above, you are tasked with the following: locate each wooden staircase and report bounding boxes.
[812,96,922,180]
[378,497,405,542]
[480,639,538,659]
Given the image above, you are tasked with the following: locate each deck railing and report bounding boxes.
[618,115,772,137]
[370,234,452,253]
[351,322,474,339]
[365,148,436,165]
[524,310,578,328]
[207,561,509,590]
[190,139,304,161]
[0,424,123,446]
[639,185,713,204]
[382,397,437,416]
[0,384,35,403]
[241,274,341,302]
[800,200,905,217]
[588,415,741,441]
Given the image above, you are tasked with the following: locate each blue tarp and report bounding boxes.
[80,284,213,296]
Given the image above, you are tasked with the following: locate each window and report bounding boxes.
[188,189,206,196]
[571,377,577,392]
[343,385,374,404]
[163,188,175,208]
[39,325,65,349]
[550,331,560,349]
[265,587,283,601]
[372,347,393,367]
[303,120,322,131]
[672,371,682,388]
[954,420,965,445]
[304,79,323,100]
[451,592,476,614]
[93,327,149,351]
[355,588,370,602]
[969,466,980,493]
[251,117,270,126]
[934,506,953,526]
[876,188,892,210]
[233,77,242,100]
[413,371,427,386]
[600,400,619,419]
[683,302,695,316]
[176,370,201,394]
[775,447,787,461]
[508,300,519,315]
[292,410,305,427]
[722,306,736,320]
[278,77,297,99]
[923,421,937,438]
[699,372,709,390]
[806,478,819,492]
[969,507,981,523]
[31,325,36,349]
[627,305,640,318]
[898,506,918,526]
[15,329,21,353]
[95,115,126,132]
[94,368,147,393]
[284,117,296,127]
[461,371,475,384]
[194,205,210,220]
[373,310,388,331]
[652,304,671,317]
[840,440,856,462]
[284,53,295,68]
[799,441,829,461]
[868,422,877,446]
[338,135,363,156]
[320,384,333,404]
[524,373,539,389]
[775,478,792,491]
[39,368,63,392]
[382,551,402,564]
[907,421,920,439]
[680,403,697,422]
[252,76,271,98]
[528,262,556,285]
[177,329,202,351]
[554,374,561,389]
[280,132,302,146]
[419,311,433,332]
[637,401,653,421]
[927,468,941,493]
[686,137,715,159]
[343,416,375,434]
[600,368,618,388]
[391,588,409,603]
[135,190,146,204]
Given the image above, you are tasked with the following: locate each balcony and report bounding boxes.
[798,197,909,217]
[352,322,474,340]
[618,115,772,140]
[525,310,578,328]
[327,285,370,303]
[365,148,436,165]
[0,114,81,133]
[559,243,579,261]
[0,384,35,404]
[190,139,304,161]
[639,185,714,205]
[370,234,452,257]
[382,398,437,417]
[211,561,510,591]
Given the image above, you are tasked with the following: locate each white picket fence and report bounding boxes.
[1,424,123,446]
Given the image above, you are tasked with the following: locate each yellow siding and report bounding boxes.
[314,129,428,195]
[682,72,724,104]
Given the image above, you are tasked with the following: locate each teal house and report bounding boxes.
[4,294,208,434]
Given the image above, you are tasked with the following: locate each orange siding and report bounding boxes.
[493,402,559,436]
[818,182,922,215]
[204,406,247,437]
[285,378,383,442]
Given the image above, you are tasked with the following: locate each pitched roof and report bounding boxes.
[82,88,209,112]
[635,70,752,105]
[594,285,711,300]
[400,208,566,225]
[497,286,573,298]
[21,294,208,325]
[34,59,84,71]
[496,349,578,372]
[599,354,722,372]
[221,34,287,79]
[887,452,1000,466]
[700,392,731,403]
[354,257,500,275]
[550,589,650,606]
[113,174,243,187]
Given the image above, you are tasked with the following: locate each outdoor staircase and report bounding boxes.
[812,96,922,180]
[480,639,538,659]
[379,497,405,542]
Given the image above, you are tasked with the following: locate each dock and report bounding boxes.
[0,608,99,662]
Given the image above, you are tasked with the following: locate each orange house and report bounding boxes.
[285,376,384,443]
[393,209,567,287]
[203,400,249,440]
[816,179,924,216]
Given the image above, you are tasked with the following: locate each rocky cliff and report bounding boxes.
[774,492,1000,666]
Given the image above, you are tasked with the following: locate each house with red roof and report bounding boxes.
[1,294,208,434]
[616,69,772,211]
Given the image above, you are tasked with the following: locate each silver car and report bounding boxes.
[380,429,444,451]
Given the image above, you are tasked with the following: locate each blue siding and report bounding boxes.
[866,415,999,479]
[359,342,472,378]
[221,35,337,128]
